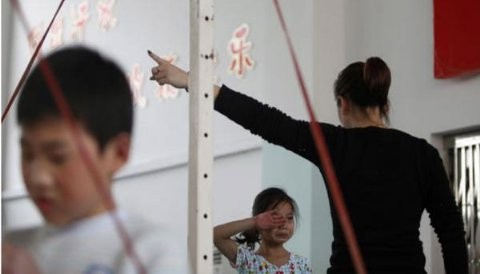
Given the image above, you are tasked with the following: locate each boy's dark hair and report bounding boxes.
[236,187,299,249]
[17,46,133,150]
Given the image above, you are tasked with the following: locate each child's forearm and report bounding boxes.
[213,217,256,242]
[213,217,256,263]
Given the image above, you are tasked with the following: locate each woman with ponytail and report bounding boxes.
[149,52,468,274]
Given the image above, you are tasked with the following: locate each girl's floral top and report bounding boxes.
[234,244,312,273]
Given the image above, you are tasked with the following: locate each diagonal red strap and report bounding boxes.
[2,0,65,123]
[273,1,367,273]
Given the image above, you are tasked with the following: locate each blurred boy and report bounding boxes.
[3,46,187,274]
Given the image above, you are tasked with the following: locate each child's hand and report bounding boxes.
[2,244,41,274]
[148,50,188,89]
[254,210,286,230]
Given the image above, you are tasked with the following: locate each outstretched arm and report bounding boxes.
[147,50,221,98]
[147,49,334,166]
[213,211,285,263]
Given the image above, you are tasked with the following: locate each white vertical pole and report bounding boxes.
[189,0,214,273]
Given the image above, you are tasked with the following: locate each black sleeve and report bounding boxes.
[214,85,339,167]
[423,143,468,274]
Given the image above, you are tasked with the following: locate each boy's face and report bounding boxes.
[20,117,128,226]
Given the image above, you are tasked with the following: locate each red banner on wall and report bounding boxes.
[434,0,480,78]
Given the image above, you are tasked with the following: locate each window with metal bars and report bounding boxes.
[447,134,480,274]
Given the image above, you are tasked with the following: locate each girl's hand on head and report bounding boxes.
[254,210,286,230]
[148,50,188,89]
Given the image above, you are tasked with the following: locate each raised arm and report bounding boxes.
[147,50,338,166]
[213,211,285,264]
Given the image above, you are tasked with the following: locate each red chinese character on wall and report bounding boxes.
[129,64,147,108]
[49,17,64,49]
[97,0,117,31]
[228,23,255,79]
[71,1,90,41]
[27,23,44,53]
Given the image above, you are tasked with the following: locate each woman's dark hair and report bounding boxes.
[236,187,299,249]
[334,57,391,121]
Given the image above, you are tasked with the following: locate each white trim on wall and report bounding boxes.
[1,143,261,202]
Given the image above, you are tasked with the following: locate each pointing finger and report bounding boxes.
[147,50,165,65]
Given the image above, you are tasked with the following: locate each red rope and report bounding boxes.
[2,0,65,123]
[37,60,147,274]
[272,1,367,273]
[9,1,147,273]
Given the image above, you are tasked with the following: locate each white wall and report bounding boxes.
[1,2,267,273]
[311,1,348,272]
[3,1,479,273]
[261,0,315,264]
[2,1,267,224]
[113,148,263,264]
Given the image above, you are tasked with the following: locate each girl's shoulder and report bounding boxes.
[235,245,313,273]
[290,253,313,271]
[290,252,310,262]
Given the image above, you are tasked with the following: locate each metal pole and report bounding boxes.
[188,0,214,273]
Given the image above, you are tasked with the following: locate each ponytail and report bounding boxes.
[364,57,391,111]
[334,56,391,120]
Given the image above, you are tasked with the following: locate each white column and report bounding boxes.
[188,0,214,273]
[311,1,347,272]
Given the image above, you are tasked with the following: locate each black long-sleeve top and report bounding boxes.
[214,85,468,274]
